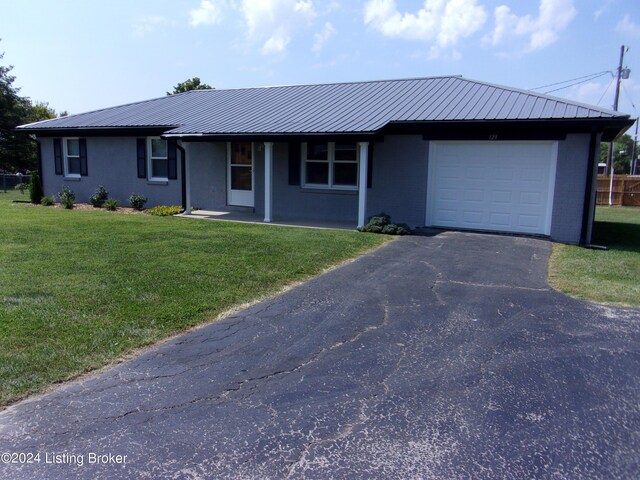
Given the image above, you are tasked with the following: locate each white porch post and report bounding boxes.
[264,142,273,222]
[357,142,369,228]
[181,141,192,215]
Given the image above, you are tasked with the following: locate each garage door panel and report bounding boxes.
[428,142,556,236]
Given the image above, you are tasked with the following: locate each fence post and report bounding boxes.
[609,172,614,206]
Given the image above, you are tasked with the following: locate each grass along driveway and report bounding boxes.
[0,193,387,405]
[549,207,640,307]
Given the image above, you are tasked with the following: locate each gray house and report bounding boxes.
[17,76,632,244]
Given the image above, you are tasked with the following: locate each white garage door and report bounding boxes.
[426,141,557,235]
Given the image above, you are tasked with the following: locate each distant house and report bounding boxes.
[17,76,632,244]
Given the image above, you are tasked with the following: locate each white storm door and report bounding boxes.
[227,142,254,207]
[426,141,557,235]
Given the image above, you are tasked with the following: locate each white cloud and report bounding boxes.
[594,0,613,21]
[363,0,487,55]
[132,15,170,37]
[241,0,316,54]
[313,22,337,52]
[484,0,577,53]
[617,15,640,38]
[189,0,224,27]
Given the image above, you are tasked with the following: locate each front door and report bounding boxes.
[227,142,254,207]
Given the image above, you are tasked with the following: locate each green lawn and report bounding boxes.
[0,194,387,405]
[549,207,640,307]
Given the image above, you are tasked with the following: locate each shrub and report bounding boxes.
[147,205,182,216]
[358,212,411,236]
[58,187,76,209]
[14,183,29,194]
[129,193,148,211]
[29,171,44,204]
[89,185,109,208]
[41,196,55,206]
[104,198,118,211]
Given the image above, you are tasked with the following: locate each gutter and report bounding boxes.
[580,132,598,246]
[176,143,187,212]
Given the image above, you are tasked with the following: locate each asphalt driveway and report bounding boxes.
[1,232,639,479]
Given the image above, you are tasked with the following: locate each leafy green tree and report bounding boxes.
[167,77,213,95]
[600,133,636,174]
[0,42,57,172]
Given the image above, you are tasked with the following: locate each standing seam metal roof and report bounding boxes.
[17,76,629,135]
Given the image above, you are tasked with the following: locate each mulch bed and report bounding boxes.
[18,202,147,215]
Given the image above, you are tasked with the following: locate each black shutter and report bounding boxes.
[137,138,147,178]
[53,138,63,175]
[288,142,301,186]
[167,139,178,180]
[79,139,88,176]
[367,143,373,188]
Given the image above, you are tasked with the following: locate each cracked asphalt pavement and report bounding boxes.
[1,231,639,479]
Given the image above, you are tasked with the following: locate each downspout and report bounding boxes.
[176,143,187,212]
[580,132,598,246]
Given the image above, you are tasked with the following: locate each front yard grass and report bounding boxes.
[549,207,640,307]
[0,196,387,406]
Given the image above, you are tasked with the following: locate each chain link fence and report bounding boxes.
[1,174,32,194]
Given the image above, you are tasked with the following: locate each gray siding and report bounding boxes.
[550,134,591,243]
[272,143,358,223]
[367,135,428,228]
[38,137,181,207]
[188,142,227,210]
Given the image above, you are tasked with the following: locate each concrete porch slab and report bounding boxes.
[175,209,356,231]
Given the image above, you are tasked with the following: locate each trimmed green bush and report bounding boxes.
[89,185,109,208]
[147,205,182,216]
[104,199,118,211]
[358,212,411,236]
[58,187,76,209]
[129,193,148,211]
[41,196,55,206]
[29,171,44,204]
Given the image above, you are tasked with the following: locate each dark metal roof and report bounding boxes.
[17,76,631,135]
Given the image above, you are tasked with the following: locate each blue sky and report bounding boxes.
[1,0,640,126]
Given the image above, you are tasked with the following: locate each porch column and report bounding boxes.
[180,141,192,215]
[264,142,273,222]
[357,142,369,228]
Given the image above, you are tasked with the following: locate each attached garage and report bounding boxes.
[426,141,558,236]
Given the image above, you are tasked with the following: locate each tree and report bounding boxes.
[0,41,57,172]
[600,133,636,174]
[167,77,213,95]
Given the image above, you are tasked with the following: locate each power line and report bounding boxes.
[543,71,613,94]
[530,70,613,91]
[597,76,615,106]
[621,81,638,114]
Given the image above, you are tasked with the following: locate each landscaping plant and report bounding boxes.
[58,186,76,209]
[147,205,182,216]
[358,213,411,235]
[129,193,148,211]
[41,196,55,206]
[104,198,118,211]
[89,185,109,208]
[29,170,44,204]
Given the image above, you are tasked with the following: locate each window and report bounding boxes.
[64,138,81,177]
[148,137,168,180]
[302,142,358,190]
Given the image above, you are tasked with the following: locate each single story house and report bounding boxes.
[17,76,632,244]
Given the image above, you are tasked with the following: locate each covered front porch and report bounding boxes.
[176,140,372,229]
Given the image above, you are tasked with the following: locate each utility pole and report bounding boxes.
[632,117,639,175]
[606,45,627,175]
